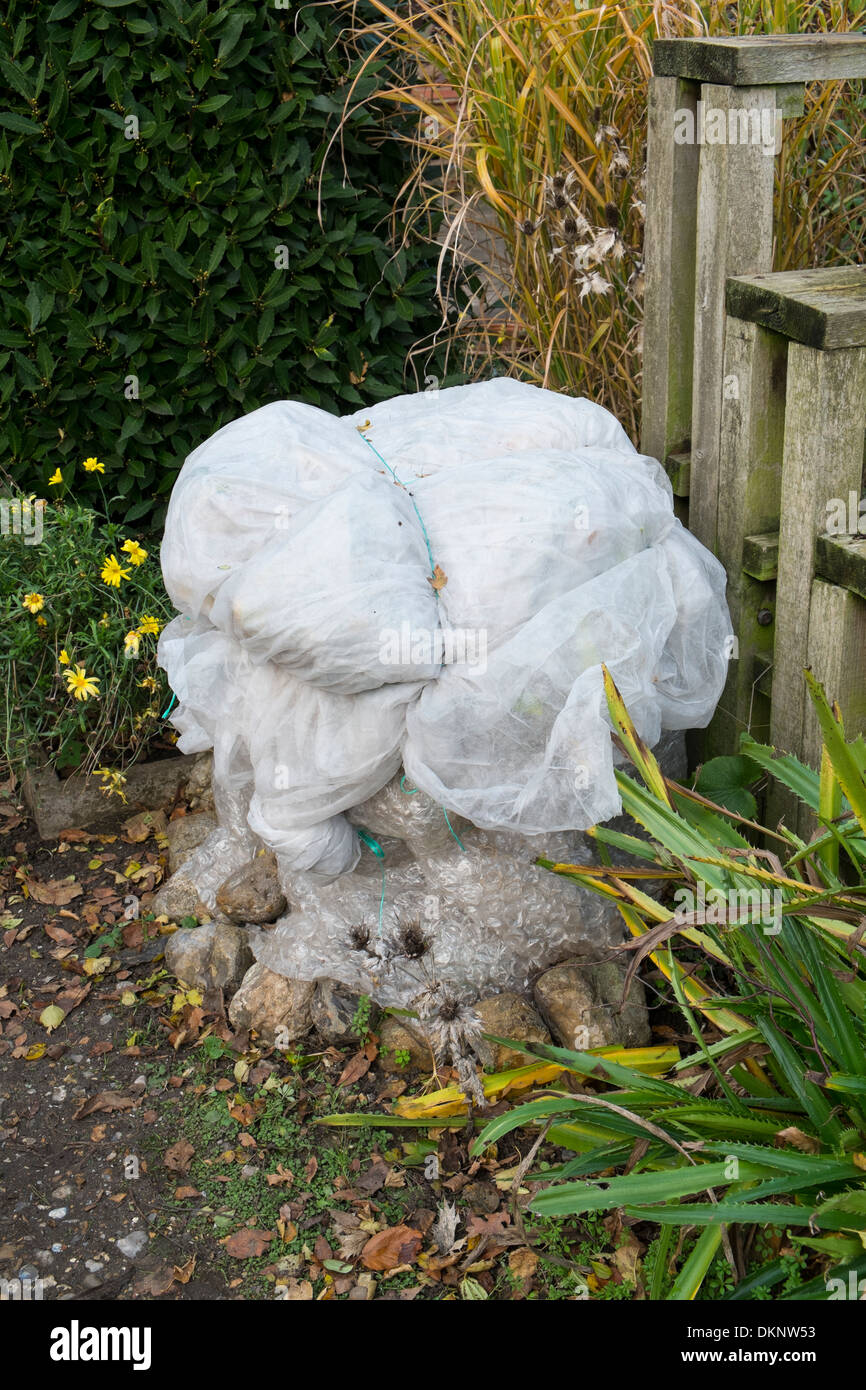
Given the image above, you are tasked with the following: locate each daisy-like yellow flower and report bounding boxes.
[138,675,158,691]
[82,456,104,473]
[123,630,141,658]
[137,614,161,636]
[120,539,147,566]
[59,649,70,665]
[65,665,100,701]
[36,615,47,628]
[100,554,130,588]
[48,468,63,485]
[22,592,44,614]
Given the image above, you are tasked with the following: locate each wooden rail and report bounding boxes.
[641,33,866,822]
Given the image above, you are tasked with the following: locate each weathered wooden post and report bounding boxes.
[642,34,866,780]
[725,270,866,781]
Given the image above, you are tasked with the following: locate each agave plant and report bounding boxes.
[473,666,866,1300]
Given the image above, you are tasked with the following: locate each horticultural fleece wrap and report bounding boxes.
[158,378,731,882]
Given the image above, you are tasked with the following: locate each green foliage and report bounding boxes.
[477,669,866,1300]
[0,0,445,528]
[0,494,173,773]
[351,993,372,1042]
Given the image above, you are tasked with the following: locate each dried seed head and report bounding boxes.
[349,924,371,952]
[437,994,461,1022]
[604,201,620,229]
[552,172,566,190]
[519,217,540,235]
[397,918,430,960]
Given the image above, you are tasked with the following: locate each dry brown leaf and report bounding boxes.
[44,924,76,946]
[775,1126,821,1154]
[173,1255,196,1284]
[508,1247,538,1281]
[132,1267,175,1297]
[265,1164,294,1188]
[612,1233,644,1284]
[26,877,83,906]
[338,1049,372,1088]
[174,1185,200,1199]
[164,1139,195,1173]
[361,1223,423,1272]
[222,1228,274,1258]
[277,1278,313,1300]
[427,564,448,591]
[74,1090,136,1120]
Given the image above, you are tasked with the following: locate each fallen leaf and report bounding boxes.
[266,1164,294,1188]
[44,924,76,946]
[427,563,448,591]
[132,1267,176,1297]
[74,1091,136,1120]
[164,1139,195,1173]
[39,1005,65,1033]
[25,877,83,906]
[276,1278,313,1300]
[775,1126,821,1154]
[222,1228,274,1258]
[174,1185,200,1199]
[361,1224,423,1272]
[356,1158,390,1195]
[173,1255,195,1284]
[338,1049,372,1088]
[613,1233,643,1284]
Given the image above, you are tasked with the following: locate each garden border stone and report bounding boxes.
[22,752,203,839]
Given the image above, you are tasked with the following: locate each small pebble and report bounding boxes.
[116,1230,148,1258]
[48,1207,67,1219]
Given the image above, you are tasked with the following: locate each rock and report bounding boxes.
[184,753,214,812]
[148,872,205,922]
[116,1230,148,1259]
[209,921,254,992]
[474,993,551,1071]
[164,921,253,995]
[216,851,286,925]
[165,811,218,876]
[310,978,381,1048]
[587,959,650,1049]
[377,1014,433,1074]
[228,964,315,1046]
[533,958,650,1051]
[164,923,216,991]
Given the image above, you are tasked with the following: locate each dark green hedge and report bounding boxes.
[0,0,444,527]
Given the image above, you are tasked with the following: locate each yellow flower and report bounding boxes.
[100,554,130,587]
[121,539,147,566]
[59,649,70,665]
[82,456,104,473]
[138,675,158,691]
[36,616,47,628]
[65,665,100,702]
[123,630,141,658]
[48,468,63,485]
[94,766,127,802]
[137,614,162,636]
[22,592,44,614]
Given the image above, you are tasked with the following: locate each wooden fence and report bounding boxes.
[641,34,866,819]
